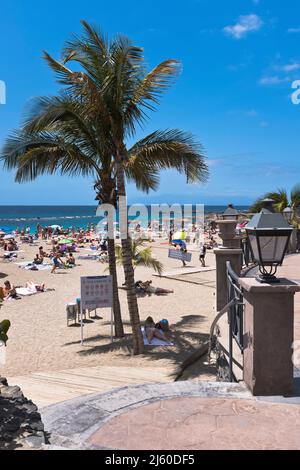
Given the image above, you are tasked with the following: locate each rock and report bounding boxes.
[25,435,45,449]
[0,377,47,450]
[22,402,38,413]
[0,386,24,400]
[1,432,14,442]
[30,421,44,432]
[5,419,21,433]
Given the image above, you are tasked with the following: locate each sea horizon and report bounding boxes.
[0,204,250,232]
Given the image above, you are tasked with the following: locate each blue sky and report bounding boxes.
[0,0,300,205]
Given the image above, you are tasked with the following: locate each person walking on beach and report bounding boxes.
[180,240,188,267]
[51,253,64,274]
[199,243,206,267]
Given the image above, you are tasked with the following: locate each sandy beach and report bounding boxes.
[0,239,217,389]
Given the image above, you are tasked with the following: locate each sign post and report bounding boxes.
[80,275,113,346]
[168,249,192,263]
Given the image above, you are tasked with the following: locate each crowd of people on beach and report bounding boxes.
[0,217,221,311]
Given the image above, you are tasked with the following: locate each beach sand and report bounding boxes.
[0,239,217,403]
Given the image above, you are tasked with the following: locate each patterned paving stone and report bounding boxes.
[89,396,300,450]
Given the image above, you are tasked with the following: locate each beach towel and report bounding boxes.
[16,287,37,296]
[16,262,52,271]
[142,328,174,346]
[16,287,52,296]
[4,250,24,255]
[78,255,99,260]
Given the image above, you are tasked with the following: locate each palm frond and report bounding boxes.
[1,130,99,182]
[249,189,288,213]
[115,238,163,274]
[128,129,208,184]
[134,246,163,275]
[42,51,78,85]
[291,184,300,210]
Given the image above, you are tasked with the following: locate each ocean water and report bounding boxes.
[0,205,250,232]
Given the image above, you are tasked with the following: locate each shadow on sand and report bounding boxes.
[71,314,216,381]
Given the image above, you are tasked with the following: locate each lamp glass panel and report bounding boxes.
[248,234,259,261]
[257,235,288,264]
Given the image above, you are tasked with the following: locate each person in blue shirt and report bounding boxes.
[51,253,64,274]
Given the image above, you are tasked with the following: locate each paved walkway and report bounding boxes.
[7,365,172,409]
[42,379,300,450]
[90,396,300,450]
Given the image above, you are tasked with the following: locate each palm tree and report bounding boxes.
[115,238,163,275]
[250,185,300,216]
[2,21,209,354]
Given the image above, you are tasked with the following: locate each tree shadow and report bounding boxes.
[64,333,132,350]
[75,314,215,380]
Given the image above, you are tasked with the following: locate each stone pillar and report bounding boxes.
[217,220,241,249]
[214,248,243,311]
[239,278,300,396]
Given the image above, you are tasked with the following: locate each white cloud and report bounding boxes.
[224,14,263,39]
[288,27,300,33]
[259,75,291,85]
[274,63,300,73]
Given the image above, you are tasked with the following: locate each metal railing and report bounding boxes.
[226,261,244,381]
[209,261,245,382]
[241,237,253,267]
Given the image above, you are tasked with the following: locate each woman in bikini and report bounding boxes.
[144,316,170,344]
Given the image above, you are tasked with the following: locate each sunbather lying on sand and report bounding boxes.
[24,281,45,293]
[136,280,174,296]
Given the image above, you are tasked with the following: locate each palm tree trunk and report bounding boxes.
[115,153,144,355]
[107,237,124,338]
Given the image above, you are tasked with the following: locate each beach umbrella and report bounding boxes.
[58,238,73,245]
[172,231,186,241]
[50,225,61,229]
[3,234,14,240]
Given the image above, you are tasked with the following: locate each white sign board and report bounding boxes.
[168,249,192,262]
[81,275,113,310]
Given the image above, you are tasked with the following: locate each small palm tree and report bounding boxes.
[115,239,163,276]
[250,185,300,215]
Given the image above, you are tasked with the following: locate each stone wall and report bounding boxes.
[0,376,47,450]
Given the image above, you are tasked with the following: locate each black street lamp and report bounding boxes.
[222,204,239,221]
[283,207,293,224]
[245,209,293,283]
